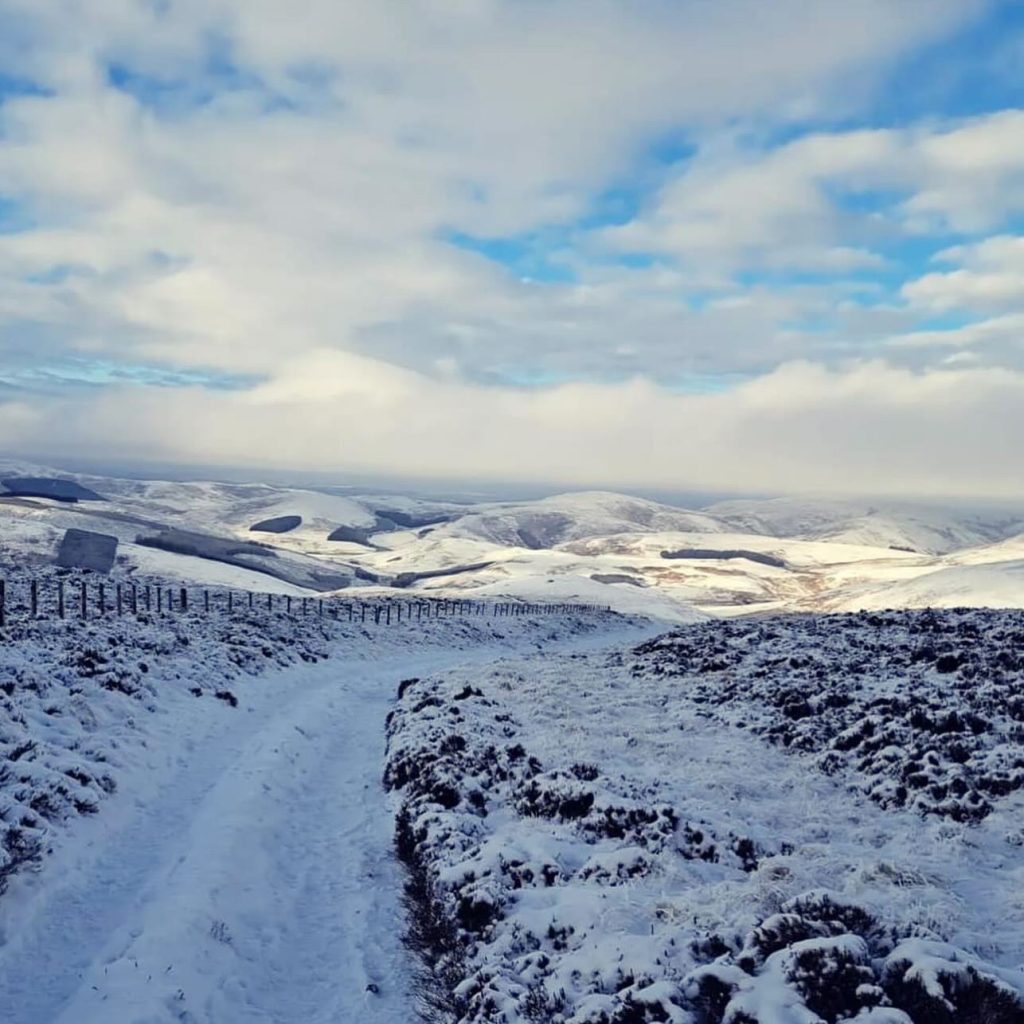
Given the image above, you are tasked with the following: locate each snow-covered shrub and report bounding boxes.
[881,941,1024,1024]
[631,609,1024,823]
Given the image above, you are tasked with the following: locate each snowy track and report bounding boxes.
[0,656,411,1024]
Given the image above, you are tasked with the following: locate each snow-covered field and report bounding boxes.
[385,609,1024,1023]
[0,573,632,1024]
[3,460,1024,1024]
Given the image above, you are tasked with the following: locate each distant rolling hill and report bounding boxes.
[2,459,1024,618]
[707,496,1024,555]
[430,491,729,548]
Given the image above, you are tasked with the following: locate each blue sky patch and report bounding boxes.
[0,360,261,395]
[444,230,577,283]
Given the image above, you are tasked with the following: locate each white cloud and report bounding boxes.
[603,129,901,271]
[4,357,1024,499]
[888,312,1024,352]
[607,111,1024,273]
[902,235,1024,312]
[905,111,1024,231]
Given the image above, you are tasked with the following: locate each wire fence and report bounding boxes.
[0,576,607,630]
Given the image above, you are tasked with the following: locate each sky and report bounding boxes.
[1,0,1024,498]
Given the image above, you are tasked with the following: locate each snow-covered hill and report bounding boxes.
[3,459,1024,616]
[832,559,1024,611]
[430,491,729,548]
[708,495,1024,555]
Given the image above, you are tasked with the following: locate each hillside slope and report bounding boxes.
[709,496,1024,555]
[4,460,1024,615]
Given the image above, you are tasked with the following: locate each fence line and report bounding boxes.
[0,576,607,630]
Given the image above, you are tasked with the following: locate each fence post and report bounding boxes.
[228,591,234,612]
[157,588,163,613]
[319,599,323,616]
[204,590,210,613]
[99,583,106,616]
[286,595,292,613]
[249,592,254,609]
[116,584,122,617]
[267,593,272,612]
[30,579,38,618]
[348,603,353,621]
[80,580,88,619]
[181,588,188,612]
[0,579,5,628]
[361,604,366,623]
[58,580,65,619]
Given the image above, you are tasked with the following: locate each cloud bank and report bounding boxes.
[0,0,1022,497]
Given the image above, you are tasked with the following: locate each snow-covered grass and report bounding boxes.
[630,609,1024,824]
[385,609,1024,1023]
